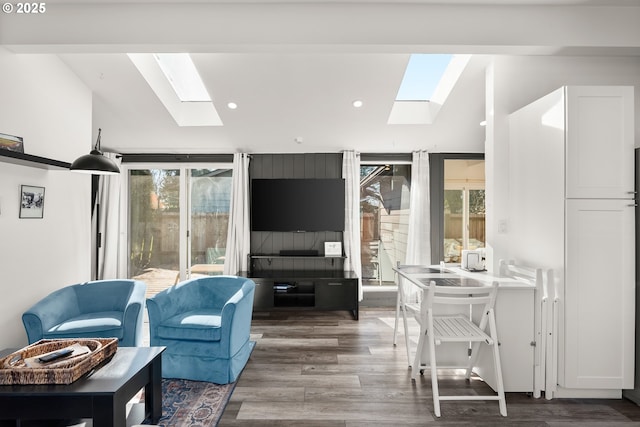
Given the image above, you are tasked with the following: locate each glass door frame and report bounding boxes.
[429,153,485,265]
[359,158,412,284]
[118,161,232,284]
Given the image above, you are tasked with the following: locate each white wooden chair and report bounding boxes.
[393,262,444,365]
[413,280,507,417]
[499,259,555,399]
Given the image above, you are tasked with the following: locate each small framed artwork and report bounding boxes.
[0,132,24,153]
[324,241,342,257]
[19,185,45,219]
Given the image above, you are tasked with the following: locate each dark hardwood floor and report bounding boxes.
[219,308,640,426]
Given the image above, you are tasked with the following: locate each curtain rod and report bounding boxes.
[120,153,234,163]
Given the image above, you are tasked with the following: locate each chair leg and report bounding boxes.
[427,327,441,417]
[465,341,482,380]
[489,311,507,417]
[393,282,413,366]
[402,305,412,366]
[393,288,401,346]
[411,327,425,380]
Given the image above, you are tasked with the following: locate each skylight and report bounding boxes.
[395,54,453,101]
[388,54,470,125]
[153,53,211,102]
[129,53,222,126]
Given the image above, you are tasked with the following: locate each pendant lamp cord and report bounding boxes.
[94,128,102,152]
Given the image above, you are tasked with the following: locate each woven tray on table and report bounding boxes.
[0,338,118,385]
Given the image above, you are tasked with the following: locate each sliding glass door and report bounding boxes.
[430,154,485,264]
[188,169,232,280]
[127,166,231,296]
[359,163,411,285]
[129,168,181,295]
[442,158,486,263]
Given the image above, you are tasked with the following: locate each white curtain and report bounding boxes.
[343,151,363,301]
[96,153,122,280]
[224,153,251,275]
[405,150,431,265]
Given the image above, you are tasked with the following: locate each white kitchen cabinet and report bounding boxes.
[508,85,635,398]
[564,198,635,389]
[475,287,536,392]
[565,86,635,199]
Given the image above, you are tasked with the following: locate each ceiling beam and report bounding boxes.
[1,3,639,55]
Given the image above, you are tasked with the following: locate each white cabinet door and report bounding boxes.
[564,199,635,389]
[565,86,635,199]
[475,288,536,392]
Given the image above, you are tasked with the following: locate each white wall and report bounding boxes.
[486,55,640,270]
[0,48,93,349]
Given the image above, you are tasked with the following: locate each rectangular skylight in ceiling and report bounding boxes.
[153,53,211,102]
[129,53,222,126]
[395,54,453,101]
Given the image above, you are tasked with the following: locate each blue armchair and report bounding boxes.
[146,275,256,384]
[22,279,147,347]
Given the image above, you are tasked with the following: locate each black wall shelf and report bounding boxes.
[0,150,71,170]
[248,254,346,273]
[250,255,346,260]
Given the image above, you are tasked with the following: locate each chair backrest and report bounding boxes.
[427,281,498,310]
[419,281,499,333]
[74,279,139,313]
[150,275,254,312]
[426,281,499,329]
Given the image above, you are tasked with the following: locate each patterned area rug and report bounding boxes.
[143,341,255,426]
[148,378,236,426]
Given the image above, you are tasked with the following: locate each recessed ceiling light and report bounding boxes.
[352,100,363,108]
[227,102,238,110]
[480,120,487,126]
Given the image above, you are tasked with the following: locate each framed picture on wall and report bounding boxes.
[19,185,45,219]
[324,241,342,257]
[0,132,24,153]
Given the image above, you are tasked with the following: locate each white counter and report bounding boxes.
[394,265,537,393]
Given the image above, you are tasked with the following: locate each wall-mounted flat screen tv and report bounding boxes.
[251,178,345,232]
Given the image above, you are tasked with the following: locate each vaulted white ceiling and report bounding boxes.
[1,1,638,154]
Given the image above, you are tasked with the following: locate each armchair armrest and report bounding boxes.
[22,287,80,344]
[121,280,147,346]
[220,280,256,356]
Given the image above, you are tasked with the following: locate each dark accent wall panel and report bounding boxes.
[250,153,344,272]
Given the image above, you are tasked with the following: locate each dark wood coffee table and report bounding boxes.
[0,346,165,427]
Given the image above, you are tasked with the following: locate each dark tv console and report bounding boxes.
[238,268,359,320]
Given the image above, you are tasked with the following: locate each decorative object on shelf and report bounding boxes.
[19,184,45,219]
[70,128,120,175]
[0,132,24,153]
[324,241,342,257]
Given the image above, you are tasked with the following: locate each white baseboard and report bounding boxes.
[552,387,622,399]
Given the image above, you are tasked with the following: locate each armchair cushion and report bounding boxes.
[22,279,146,347]
[146,275,255,384]
[156,309,222,342]
[46,311,124,338]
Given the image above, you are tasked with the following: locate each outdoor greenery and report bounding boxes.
[444,189,486,214]
[129,169,231,278]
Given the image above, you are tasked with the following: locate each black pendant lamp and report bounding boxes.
[70,128,120,175]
